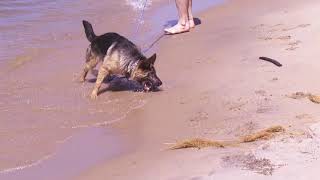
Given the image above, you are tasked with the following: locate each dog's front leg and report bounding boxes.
[79,64,91,83]
[91,66,109,99]
[79,58,99,83]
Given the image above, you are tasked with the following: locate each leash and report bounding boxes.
[142,33,165,53]
[133,0,166,53]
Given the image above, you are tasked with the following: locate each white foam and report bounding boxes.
[68,99,147,129]
[125,0,152,11]
[0,153,55,174]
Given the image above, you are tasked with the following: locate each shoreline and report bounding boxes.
[2,0,320,179]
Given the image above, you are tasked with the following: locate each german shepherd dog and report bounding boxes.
[79,20,162,99]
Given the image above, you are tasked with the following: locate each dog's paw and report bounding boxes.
[90,92,98,100]
[78,77,86,83]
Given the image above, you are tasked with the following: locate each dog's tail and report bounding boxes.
[82,20,96,42]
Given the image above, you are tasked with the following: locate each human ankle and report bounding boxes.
[189,19,195,28]
[178,18,188,26]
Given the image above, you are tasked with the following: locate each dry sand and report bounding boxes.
[1,0,320,179]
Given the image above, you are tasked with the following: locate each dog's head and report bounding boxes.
[132,53,162,92]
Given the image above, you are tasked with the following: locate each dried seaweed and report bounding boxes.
[169,138,225,150]
[288,92,320,104]
[241,126,285,143]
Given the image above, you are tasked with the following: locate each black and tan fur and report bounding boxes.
[79,20,162,99]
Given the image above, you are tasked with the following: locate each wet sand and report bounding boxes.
[0,0,162,178]
[76,0,320,179]
[0,0,223,179]
[2,0,320,179]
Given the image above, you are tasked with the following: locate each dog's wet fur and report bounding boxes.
[79,20,162,99]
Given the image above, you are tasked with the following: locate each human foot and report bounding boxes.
[164,23,190,35]
[189,19,195,28]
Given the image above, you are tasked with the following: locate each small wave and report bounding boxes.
[125,0,152,11]
[66,99,147,129]
[0,153,55,175]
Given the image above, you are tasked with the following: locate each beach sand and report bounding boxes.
[1,0,320,179]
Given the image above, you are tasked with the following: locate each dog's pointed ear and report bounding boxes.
[148,53,157,65]
[139,54,157,69]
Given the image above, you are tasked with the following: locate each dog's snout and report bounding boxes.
[155,80,162,87]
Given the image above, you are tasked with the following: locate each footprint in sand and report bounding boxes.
[256,106,272,114]
[194,56,215,65]
[258,36,273,41]
[179,91,212,105]
[271,23,284,27]
[226,97,248,112]
[270,77,279,82]
[277,35,292,41]
[295,114,313,120]
[285,40,302,51]
[267,29,279,33]
[288,40,302,46]
[228,102,247,111]
[286,46,299,51]
[188,111,210,133]
[234,121,259,136]
[252,23,306,52]
[255,90,267,96]
[282,24,311,31]
[251,23,284,31]
[256,91,273,114]
[207,170,216,176]
[190,176,204,180]
[267,24,285,33]
[189,111,209,123]
[251,24,265,30]
[259,35,293,42]
[252,23,284,33]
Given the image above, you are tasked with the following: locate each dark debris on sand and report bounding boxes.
[222,154,281,176]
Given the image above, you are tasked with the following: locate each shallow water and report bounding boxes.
[0,0,152,175]
[0,0,155,66]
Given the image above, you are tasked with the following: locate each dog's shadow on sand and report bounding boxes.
[164,17,202,28]
[87,76,142,93]
[87,76,161,94]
